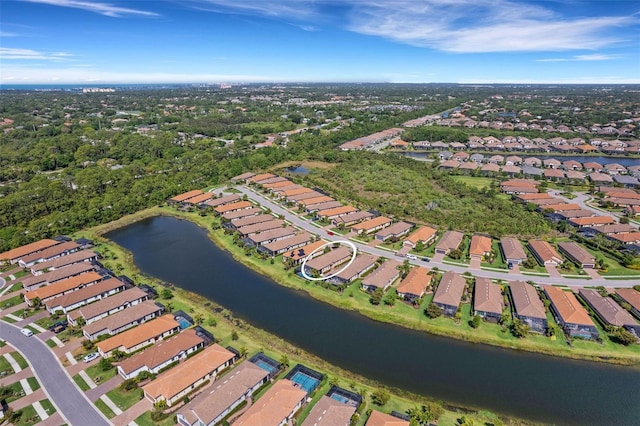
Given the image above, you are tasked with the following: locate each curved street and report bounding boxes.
[235,186,640,288]
[0,322,111,426]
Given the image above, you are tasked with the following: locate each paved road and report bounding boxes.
[0,322,111,426]
[235,186,640,288]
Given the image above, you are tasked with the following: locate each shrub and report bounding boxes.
[470,315,481,328]
[425,303,442,319]
[120,378,138,391]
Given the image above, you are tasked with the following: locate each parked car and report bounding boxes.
[327,231,334,236]
[406,254,417,260]
[83,352,100,363]
[49,321,68,331]
[422,257,430,262]
[20,328,34,337]
[52,324,67,334]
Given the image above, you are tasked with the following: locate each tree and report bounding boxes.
[231,330,239,341]
[510,319,530,338]
[279,354,290,369]
[160,288,174,300]
[31,297,42,308]
[470,314,481,328]
[383,290,397,307]
[239,346,248,358]
[371,389,390,406]
[407,402,443,425]
[499,312,511,326]
[99,357,113,372]
[194,313,204,325]
[369,288,383,305]
[425,303,442,319]
[610,327,637,346]
[76,317,87,328]
[120,378,138,391]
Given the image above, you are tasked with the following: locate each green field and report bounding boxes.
[451,175,496,190]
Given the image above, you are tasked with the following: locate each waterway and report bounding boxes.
[106,216,640,425]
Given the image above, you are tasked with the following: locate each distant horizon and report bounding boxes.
[2,1,639,85]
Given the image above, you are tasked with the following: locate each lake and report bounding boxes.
[106,216,640,424]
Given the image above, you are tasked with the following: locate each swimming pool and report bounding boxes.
[254,360,278,374]
[290,371,320,393]
[177,318,191,329]
[331,393,350,404]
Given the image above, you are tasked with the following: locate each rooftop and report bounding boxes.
[473,277,502,316]
[234,379,307,426]
[361,260,401,289]
[509,281,546,320]
[71,286,148,321]
[25,271,103,301]
[397,267,431,297]
[97,314,180,354]
[543,286,595,327]
[83,300,162,336]
[578,289,637,328]
[433,271,466,307]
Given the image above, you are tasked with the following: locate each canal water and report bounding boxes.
[106,216,640,424]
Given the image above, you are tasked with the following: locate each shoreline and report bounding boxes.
[90,207,640,367]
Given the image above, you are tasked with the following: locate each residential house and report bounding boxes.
[143,344,235,407]
[259,233,313,257]
[543,158,562,169]
[328,254,378,285]
[473,278,503,322]
[508,281,547,333]
[214,201,253,215]
[305,201,343,213]
[96,314,180,357]
[68,286,149,326]
[301,393,358,426]
[183,192,213,206]
[469,235,492,261]
[500,237,527,266]
[18,241,81,268]
[304,247,352,276]
[582,162,604,172]
[169,190,203,205]
[543,286,599,340]
[176,361,270,426]
[31,250,98,275]
[439,159,461,170]
[24,271,103,305]
[118,329,206,379]
[282,240,326,266]
[83,299,164,340]
[568,216,616,228]
[45,277,125,314]
[332,211,374,227]
[297,195,334,207]
[589,172,613,184]
[505,155,522,165]
[403,226,437,249]
[361,260,401,292]
[247,173,276,184]
[223,207,263,221]
[230,172,255,183]
[432,271,466,316]
[317,206,358,220]
[233,379,307,426]
[244,227,297,246]
[544,169,564,181]
[615,289,640,318]
[0,238,61,265]
[528,240,563,266]
[352,216,393,235]
[22,263,95,292]
[236,219,284,237]
[435,231,464,255]
[227,215,273,230]
[557,242,596,268]
[613,175,640,188]
[375,221,412,242]
[604,163,627,175]
[204,194,241,208]
[396,267,431,303]
[578,290,640,337]
[366,410,410,426]
[608,232,640,245]
[480,163,500,175]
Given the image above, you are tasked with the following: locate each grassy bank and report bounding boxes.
[79,207,536,425]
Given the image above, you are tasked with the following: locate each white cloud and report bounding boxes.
[537,54,621,62]
[0,66,288,84]
[23,0,158,17]
[0,47,74,61]
[183,0,637,53]
[0,31,20,37]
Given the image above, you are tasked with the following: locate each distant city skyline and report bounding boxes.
[1,0,639,84]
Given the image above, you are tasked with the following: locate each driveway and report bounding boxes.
[238,186,640,288]
[545,264,562,278]
[0,322,111,426]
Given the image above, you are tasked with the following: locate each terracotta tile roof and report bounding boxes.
[170,190,203,202]
[397,267,431,297]
[305,201,343,212]
[405,226,437,246]
[46,277,124,310]
[569,216,616,226]
[469,235,492,257]
[350,216,392,232]
[557,242,595,265]
[473,278,503,316]
[231,172,255,181]
[22,263,95,290]
[25,271,103,301]
[375,221,412,239]
[608,232,640,243]
[543,203,581,212]
[301,395,357,426]
[332,254,378,281]
[223,207,263,221]
[230,214,273,228]
[0,239,60,262]
[143,344,235,402]
[528,240,563,264]
[509,281,546,320]
[332,211,374,225]
[118,329,204,375]
[262,180,294,189]
[305,246,352,271]
[317,205,358,218]
[70,286,148,322]
[214,201,252,214]
[97,315,180,354]
[237,219,285,236]
[517,193,554,201]
[177,361,269,425]
[272,184,305,194]
[298,195,334,206]
[183,192,213,205]
[287,191,324,201]
[282,240,326,262]
[204,194,241,208]
[543,286,595,327]
[615,288,640,312]
[234,379,307,426]
[247,173,276,183]
[281,187,315,197]
[258,176,289,185]
[83,300,162,336]
[262,233,312,253]
[247,226,297,244]
[366,410,410,426]
[19,241,81,265]
[31,250,98,273]
[433,271,466,307]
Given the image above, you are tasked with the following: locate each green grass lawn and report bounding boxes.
[5,282,24,293]
[9,308,42,320]
[35,313,65,330]
[0,356,15,375]
[73,373,91,392]
[105,387,143,412]
[2,316,17,323]
[481,240,508,269]
[26,377,40,392]
[13,404,40,426]
[134,411,176,426]
[94,398,117,419]
[39,399,56,417]
[0,294,24,309]
[450,175,496,190]
[1,381,26,403]
[580,245,640,276]
[85,363,117,384]
[13,270,30,279]
[10,351,29,369]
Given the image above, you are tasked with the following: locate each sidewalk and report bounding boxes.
[114,398,152,425]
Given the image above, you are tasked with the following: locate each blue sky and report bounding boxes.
[1,0,639,84]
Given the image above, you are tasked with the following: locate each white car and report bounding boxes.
[20,328,34,337]
[406,254,417,260]
[83,352,100,363]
